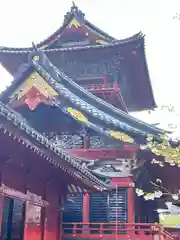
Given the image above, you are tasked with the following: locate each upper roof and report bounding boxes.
[0,48,165,145]
[0,2,143,53]
[0,3,157,112]
[37,1,116,49]
[0,38,157,112]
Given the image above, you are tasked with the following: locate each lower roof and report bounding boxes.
[0,102,111,192]
[0,49,165,148]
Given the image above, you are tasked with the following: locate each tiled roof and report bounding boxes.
[0,33,144,53]
[30,50,164,138]
[0,49,164,144]
[0,102,111,191]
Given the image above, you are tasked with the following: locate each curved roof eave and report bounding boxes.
[0,46,160,138]
[0,32,144,54]
[0,102,111,191]
[30,50,164,138]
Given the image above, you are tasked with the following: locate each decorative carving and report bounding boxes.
[96,39,108,45]
[25,202,41,224]
[33,55,39,61]
[68,18,81,28]
[89,135,120,148]
[9,72,58,110]
[63,2,85,25]
[101,164,117,173]
[21,87,49,110]
[0,184,48,206]
[44,132,84,149]
[61,39,91,47]
[87,157,140,177]
[58,61,115,77]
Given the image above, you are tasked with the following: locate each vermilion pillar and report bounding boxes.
[83,192,90,223]
[83,135,89,149]
[0,195,4,237]
[0,160,4,238]
[44,184,60,240]
[128,183,135,223]
[24,202,42,240]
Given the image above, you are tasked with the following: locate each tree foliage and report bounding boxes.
[135,105,180,201]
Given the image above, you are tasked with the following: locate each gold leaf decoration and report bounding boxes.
[68,18,81,28]
[67,107,88,123]
[33,56,39,61]
[40,44,48,50]
[10,72,58,101]
[95,39,108,45]
[109,130,134,143]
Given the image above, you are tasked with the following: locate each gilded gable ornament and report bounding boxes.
[9,72,58,110]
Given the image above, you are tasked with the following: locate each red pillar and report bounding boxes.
[44,204,60,240]
[0,195,4,237]
[44,183,60,240]
[128,184,135,223]
[24,202,42,240]
[83,192,90,223]
[83,136,89,149]
[0,160,4,238]
[58,196,63,240]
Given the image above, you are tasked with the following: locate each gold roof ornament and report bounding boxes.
[10,73,58,100]
[95,39,108,45]
[67,107,88,123]
[33,56,39,61]
[109,130,134,143]
[68,18,81,28]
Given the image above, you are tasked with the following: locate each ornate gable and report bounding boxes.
[8,72,58,110]
[40,2,114,50]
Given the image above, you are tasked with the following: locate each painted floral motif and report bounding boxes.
[67,107,88,123]
[109,130,134,143]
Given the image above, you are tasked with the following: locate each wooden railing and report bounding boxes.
[166,229,180,240]
[63,222,175,240]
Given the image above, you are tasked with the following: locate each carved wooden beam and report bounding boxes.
[0,184,48,207]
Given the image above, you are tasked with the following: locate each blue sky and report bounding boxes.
[0,0,179,134]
